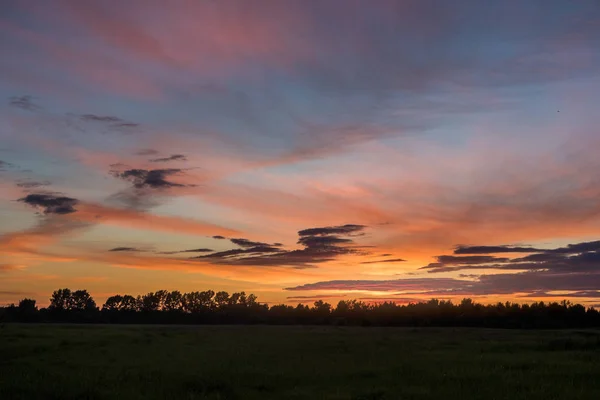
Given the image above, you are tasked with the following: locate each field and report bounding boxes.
[1,325,600,399]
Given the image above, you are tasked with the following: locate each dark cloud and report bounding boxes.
[111,168,187,189]
[80,114,122,123]
[454,241,600,256]
[135,149,159,156]
[423,240,600,274]
[420,264,509,274]
[357,297,427,304]
[287,239,600,298]
[436,255,510,265]
[109,247,144,252]
[297,235,352,248]
[78,114,139,133]
[0,160,12,170]
[230,238,270,248]
[16,180,51,189]
[454,245,542,254]
[286,271,600,297]
[521,291,600,299]
[113,122,139,128]
[9,95,41,111]
[195,224,369,267]
[109,163,128,169]
[150,154,187,163]
[18,193,78,215]
[549,241,600,254]
[195,245,282,260]
[510,253,568,263]
[286,295,346,300]
[178,248,213,253]
[298,224,365,237]
[212,235,226,240]
[79,114,138,126]
[161,248,213,254]
[286,278,465,292]
[417,255,511,273]
[361,258,406,264]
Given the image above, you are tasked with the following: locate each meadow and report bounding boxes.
[1,324,600,400]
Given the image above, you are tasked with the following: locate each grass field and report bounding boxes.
[1,325,600,399]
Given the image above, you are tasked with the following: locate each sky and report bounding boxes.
[2,0,600,307]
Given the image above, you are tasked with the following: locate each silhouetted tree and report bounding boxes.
[6,288,600,328]
[103,295,124,311]
[140,292,161,312]
[182,290,215,313]
[49,288,73,311]
[164,291,183,311]
[71,290,97,312]
[18,298,37,313]
[214,291,230,308]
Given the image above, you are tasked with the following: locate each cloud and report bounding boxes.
[361,258,406,264]
[0,160,12,171]
[80,114,124,123]
[150,154,187,163]
[357,297,427,304]
[212,235,226,240]
[287,295,346,300]
[76,114,139,134]
[229,238,271,248]
[108,247,144,252]
[18,193,79,215]
[9,95,41,111]
[135,149,159,156]
[108,167,195,209]
[454,241,600,256]
[111,168,188,189]
[422,240,600,274]
[436,255,510,265]
[521,291,600,299]
[287,239,600,298]
[285,271,600,297]
[194,224,368,267]
[286,278,466,292]
[161,248,213,254]
[549,241,600,254]
[454,245,543,254]
[79,114,139,128]
[16,180,51,189]
[298,224,365,237]
[195,245,282,260]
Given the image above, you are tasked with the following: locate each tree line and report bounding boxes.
[2,288,600,328]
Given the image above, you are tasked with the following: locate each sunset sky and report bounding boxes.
[2,0,600,307]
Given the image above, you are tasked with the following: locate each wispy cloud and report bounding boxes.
[108,247,145,252]
[9,95,41,111]
[150,154,187,163]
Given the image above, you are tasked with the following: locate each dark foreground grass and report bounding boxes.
[1,325,600,400]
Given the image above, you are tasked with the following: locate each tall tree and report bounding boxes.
[49,288,73,311]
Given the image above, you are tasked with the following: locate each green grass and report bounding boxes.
[1,325,600,399]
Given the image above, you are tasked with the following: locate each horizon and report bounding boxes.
[2,1,600,309]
